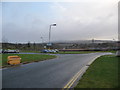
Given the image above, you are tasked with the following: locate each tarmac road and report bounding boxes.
[2,53,111,88]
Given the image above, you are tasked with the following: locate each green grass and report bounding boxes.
[75,55,119,88]
[52,51,116,54]
[58,51,96,54]
[21,50,116,54]
[21,50,41,53]
[1,54,57,67]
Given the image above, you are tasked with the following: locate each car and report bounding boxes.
[116,50,120,57]
[54,49,59,53]
[41,49,49,53]
[51,50,56,53]
[41,49,53,53]
[2,49,19,53]
[0,49,2,54]
[14,50,19,53]
[41,49,59,53]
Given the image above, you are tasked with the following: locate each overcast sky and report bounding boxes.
[1,0,119,43]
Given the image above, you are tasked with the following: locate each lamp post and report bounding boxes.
[41,37,43,44]
[116,1,120,56]
[92,38,95,50]
[49,23,56,45]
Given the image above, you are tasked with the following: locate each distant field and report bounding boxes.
[75,55,119,88]
[1,54,57,67]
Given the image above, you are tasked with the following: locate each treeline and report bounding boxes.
[1,41,118,51]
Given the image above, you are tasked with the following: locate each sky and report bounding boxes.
[1,0,119,43]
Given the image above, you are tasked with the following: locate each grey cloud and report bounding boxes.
[2,1,118,43]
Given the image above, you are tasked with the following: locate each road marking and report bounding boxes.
[67,67,86,88]
[63,66,86,89]
[63,70,80,88]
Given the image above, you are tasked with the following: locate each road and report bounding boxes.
[2,53,111,88]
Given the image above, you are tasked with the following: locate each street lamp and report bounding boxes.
[49,23,56,44]
[41,37,43,44]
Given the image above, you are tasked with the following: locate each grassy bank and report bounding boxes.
[21,50,40,53]
[21,50,116,54]
[1,54,57,67]
[75,55,119,88]
[58,51,116,54]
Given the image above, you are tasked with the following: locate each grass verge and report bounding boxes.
[1,54,57,67]
[59,51,115,54]
[51,51,116,54]
[21,50,116,54]
[75,55,119,88]
[21,50,40,53]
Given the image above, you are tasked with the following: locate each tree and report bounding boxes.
[33,42,36,50]
[27,41,30,48]
[2,36,8,49]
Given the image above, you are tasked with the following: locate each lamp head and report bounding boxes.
[51,23,56,26]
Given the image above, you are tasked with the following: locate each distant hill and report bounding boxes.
[52,40,116,44]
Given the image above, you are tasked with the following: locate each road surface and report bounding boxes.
[2,53,111,88]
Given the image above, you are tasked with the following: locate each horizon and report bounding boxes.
[1,39,119,44]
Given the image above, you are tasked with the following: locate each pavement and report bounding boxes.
[2,52,112,88]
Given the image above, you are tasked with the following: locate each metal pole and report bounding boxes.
[49,25,51,44]
[116,1,120,56]
[41,37,43,44]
